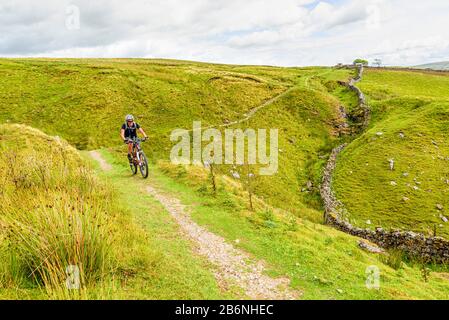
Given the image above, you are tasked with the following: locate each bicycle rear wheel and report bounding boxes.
[139,151,149,179]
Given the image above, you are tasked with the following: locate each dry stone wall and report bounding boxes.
[321,65,449,263]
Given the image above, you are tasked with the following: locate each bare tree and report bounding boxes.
[373,58,382,68]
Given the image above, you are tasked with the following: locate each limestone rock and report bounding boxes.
[388,159,395,171]
[358,240,385,254]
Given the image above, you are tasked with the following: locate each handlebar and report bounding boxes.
[124,137,148,143]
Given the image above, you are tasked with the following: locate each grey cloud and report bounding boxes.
[0,0,448,67]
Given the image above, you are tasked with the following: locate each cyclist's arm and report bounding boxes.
[120,128,126,141]
[139,127,148,138]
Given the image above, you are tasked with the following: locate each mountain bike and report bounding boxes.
[127,137,149,179]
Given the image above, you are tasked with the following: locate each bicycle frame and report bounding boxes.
[130,138,144,165]
[127,137,149,179]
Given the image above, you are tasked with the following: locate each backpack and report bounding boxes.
[124,122,137,131]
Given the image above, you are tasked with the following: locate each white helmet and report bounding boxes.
[125,114,134,122]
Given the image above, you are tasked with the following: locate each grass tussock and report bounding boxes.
[0,124,151,299]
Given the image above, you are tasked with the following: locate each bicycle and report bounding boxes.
[126,137,149,179]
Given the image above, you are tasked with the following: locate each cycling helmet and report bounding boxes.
[125,114,134,122]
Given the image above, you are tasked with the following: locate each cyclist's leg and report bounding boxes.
[127,141,133,163]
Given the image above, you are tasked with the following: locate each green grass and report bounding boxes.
[3,59,449,299]
[89,149,238,300]
[0,58,353,223]
[333,69,449,237]
[0,124,116,299]
[103,148,449,300]
[0,124,229,299]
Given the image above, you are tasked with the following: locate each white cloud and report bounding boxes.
[1,0,448,66]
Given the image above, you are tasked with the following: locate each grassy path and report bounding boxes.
[85,151,236,299]
[86,149,449,300]
[88,150,299,299]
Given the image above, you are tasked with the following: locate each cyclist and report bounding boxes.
[120,114,148,164]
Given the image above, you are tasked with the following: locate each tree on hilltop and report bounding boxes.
[353,58,369,66]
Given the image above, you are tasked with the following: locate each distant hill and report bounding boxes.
[414,61,449,70]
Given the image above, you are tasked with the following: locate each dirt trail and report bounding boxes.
[89,150,112,171]
[187,69,333,133]
[90,151,300,300]
[189,86,295,133]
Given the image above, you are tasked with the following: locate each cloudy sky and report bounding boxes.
[1,0,448,66]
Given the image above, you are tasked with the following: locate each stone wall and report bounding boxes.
[347,64,370,129]
[320,65,449,264]
[321,145,449,263]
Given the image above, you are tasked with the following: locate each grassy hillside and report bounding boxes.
[0,124,230,299]
[0,59,353,223]
[2,59,449,300]
[415,61,449,71]
[99,148,449,300]
[333,69,449,237]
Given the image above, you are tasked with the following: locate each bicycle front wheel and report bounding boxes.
[130,162,137,175]
[139,151,149,179]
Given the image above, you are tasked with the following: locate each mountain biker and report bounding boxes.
[120,114,148,164]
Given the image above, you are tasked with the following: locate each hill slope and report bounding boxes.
[333,68,449,237]
[415,61,449,71]
[0,58,353,223]
[3,59,449,299]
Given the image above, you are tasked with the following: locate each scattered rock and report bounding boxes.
[231,171,240,179]
[376,132,384,136]
[366,220,372,225]
[390,181,397,186]
[437,204,444,211]
[403,197,410,202]
[439,215,448,223]
[358,240,385,254]
[413,186,420,191]
[403,172,409,177]
[399,132,405,139]
[306,181,313,190]
[388,159,395,171]
[336,289,344,294]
